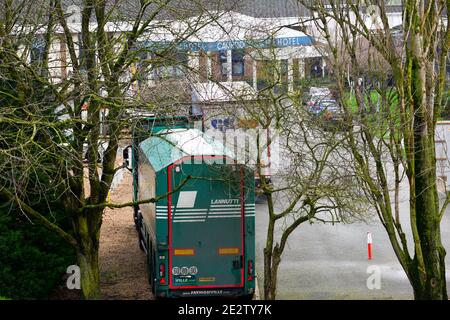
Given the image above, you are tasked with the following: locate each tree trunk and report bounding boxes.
[270,248,282,300]
[263,190,276,300]
[412,159,447,300]
[409,29,448,299]
[263,245,282,300]
[409,248,447,300]
[263,217,281,300]
[74,211,103,299]
[263,247,273,300]
[77,247,100,299]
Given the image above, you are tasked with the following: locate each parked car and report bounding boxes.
[309,98,336,114]
[309,86,332,98]
[309,98,345,130]
[305,87,333,108]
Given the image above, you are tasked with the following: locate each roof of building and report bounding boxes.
[138,11,314,52]
[14,1,404,29]
[60,0,239,20]
[59,0,404,20]
[140,128,234,172]
[235,0,308,18]
[191,81,257,103]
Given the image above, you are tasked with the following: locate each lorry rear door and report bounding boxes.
[167,161,244,289]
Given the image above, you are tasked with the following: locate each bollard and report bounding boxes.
[367,232,373,260]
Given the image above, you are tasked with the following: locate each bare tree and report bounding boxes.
[0,0,229,299]
[198,34,370,298]
[297,0,450,299]
[246,89,368,300]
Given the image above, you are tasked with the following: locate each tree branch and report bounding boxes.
[0,187,78,248]
[80,175,192,212]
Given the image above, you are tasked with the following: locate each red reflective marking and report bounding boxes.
[240,165,245,287]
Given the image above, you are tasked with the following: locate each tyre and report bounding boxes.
[133,206,139,229]
[138,225,145,251]
[147,240,156,294]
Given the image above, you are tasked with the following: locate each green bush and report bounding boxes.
[0,44,77,300]
[0,207,75,299]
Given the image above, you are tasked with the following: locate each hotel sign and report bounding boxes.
[143,36,313,52]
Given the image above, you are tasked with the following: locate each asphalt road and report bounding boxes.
[254,182,450,300]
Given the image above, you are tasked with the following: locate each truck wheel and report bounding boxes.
[147,240,156,294]
[133,207,139,229]
[138,227,145,251]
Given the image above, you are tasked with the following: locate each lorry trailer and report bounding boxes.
[123,116,255,298]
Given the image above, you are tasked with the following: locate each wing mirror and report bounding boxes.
[123,145,133,171]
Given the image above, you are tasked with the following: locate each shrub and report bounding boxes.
[0,206,75,299]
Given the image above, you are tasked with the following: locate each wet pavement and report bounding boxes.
[254,182,450,299]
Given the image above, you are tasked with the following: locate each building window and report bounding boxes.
[172,50,188,76]
[76,33,87,71]
[232,49,245,76]
[30,37,45,65]
[219,49,245,78]
[219,50,228,76]
[309,57,323,78]
[154,49,188,79]
[135,49,150,84]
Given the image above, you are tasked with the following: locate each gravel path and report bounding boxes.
[99,167,153,300]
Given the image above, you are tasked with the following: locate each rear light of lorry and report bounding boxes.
[159,263,166,284]
[248,260,254,281]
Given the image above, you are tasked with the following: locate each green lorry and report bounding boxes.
[123,116,256,298]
